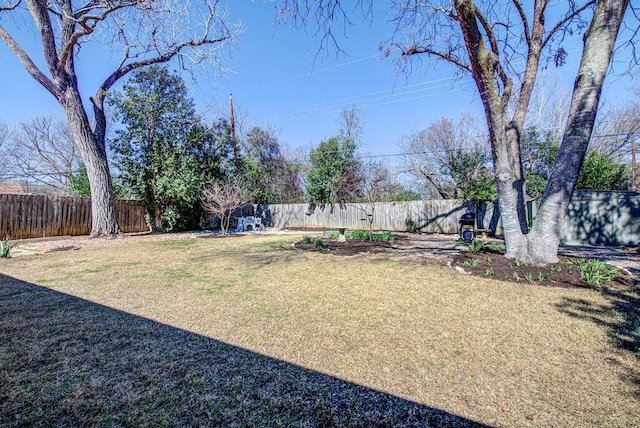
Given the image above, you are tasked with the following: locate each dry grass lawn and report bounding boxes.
[1,233,638,427]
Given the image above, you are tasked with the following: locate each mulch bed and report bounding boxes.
[294,236,638,290]
[452,251,636,289]
[293,238,396,256]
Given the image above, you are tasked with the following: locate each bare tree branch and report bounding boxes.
[0,0,20,12]
[58,1,138,72]
[0,26,59,97]
[401,45,472,72]
[542,0,596,48]
[512,0,530,46]
[202,181,248,236]
[25,0,60,72]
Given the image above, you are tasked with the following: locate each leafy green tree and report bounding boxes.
[69,164,91,197]
[240,127,303,203]
[576,151,631,190]
[70,164,129,199]
[110,66,234,231]
[521,128,560,199]
[522,128,630,194]
[442,150,496,202]
[305,136,362,206]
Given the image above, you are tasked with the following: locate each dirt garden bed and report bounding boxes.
[293,232,639,290]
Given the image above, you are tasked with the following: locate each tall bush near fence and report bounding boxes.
[0,194,148,240]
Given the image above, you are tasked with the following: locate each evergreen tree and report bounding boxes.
[305,136,362,206]
[240,127,302,204]
[110,66,234,231]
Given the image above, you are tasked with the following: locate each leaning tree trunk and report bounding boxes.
[523,0,629,265]
[61,87,120,238]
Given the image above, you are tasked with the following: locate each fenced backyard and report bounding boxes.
[1,191,638,246]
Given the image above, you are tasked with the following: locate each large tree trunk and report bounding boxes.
[523,0,629,265]
[61,86,120,237]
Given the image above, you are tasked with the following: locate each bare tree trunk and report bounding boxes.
[524,0,629,264]
[455,0,529,258]
[493,128,529,259]
[61,86,119,237]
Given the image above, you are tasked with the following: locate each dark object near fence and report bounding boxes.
[459,212,476,242]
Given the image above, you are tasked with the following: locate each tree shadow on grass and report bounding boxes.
[0,274,487,427]
[555,288,640,398]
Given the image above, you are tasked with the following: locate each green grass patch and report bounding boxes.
[157,239,199,250]
[78,264,116,274]
[163,268,194,280]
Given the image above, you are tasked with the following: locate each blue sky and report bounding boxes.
[0,1,636,164]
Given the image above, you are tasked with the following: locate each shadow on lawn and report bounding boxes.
[555,288,640,398]
[0,274,487,427]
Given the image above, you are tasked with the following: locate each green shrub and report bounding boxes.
[345,230,370,240]
[0,238,9,258]
[456,237,503,254]
[314,239,325,249]
[405,217,419,233]
[302,236,312,244]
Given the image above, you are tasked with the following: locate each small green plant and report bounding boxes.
[561,257,618,287]
[515,259,528,267]
[405,217,419,233]
[549,265,562,273]
[327,230,395,241]
[301,236,312,244]
[484,268,495,277]
[456,237,504,254]
[524,272,533,282]
[314,239,325,250]
[455,237,484,254]
[486,257,493,266]
[0,238,9,258]
[513,271,521,281]
[538,272,546,282]
[471,257,480,267]
[577,259,618,287]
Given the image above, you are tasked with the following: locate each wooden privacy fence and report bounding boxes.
[557,191,640,246]
[269,200,484,234]
[269,191,640,246]
[0,194,149,240]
